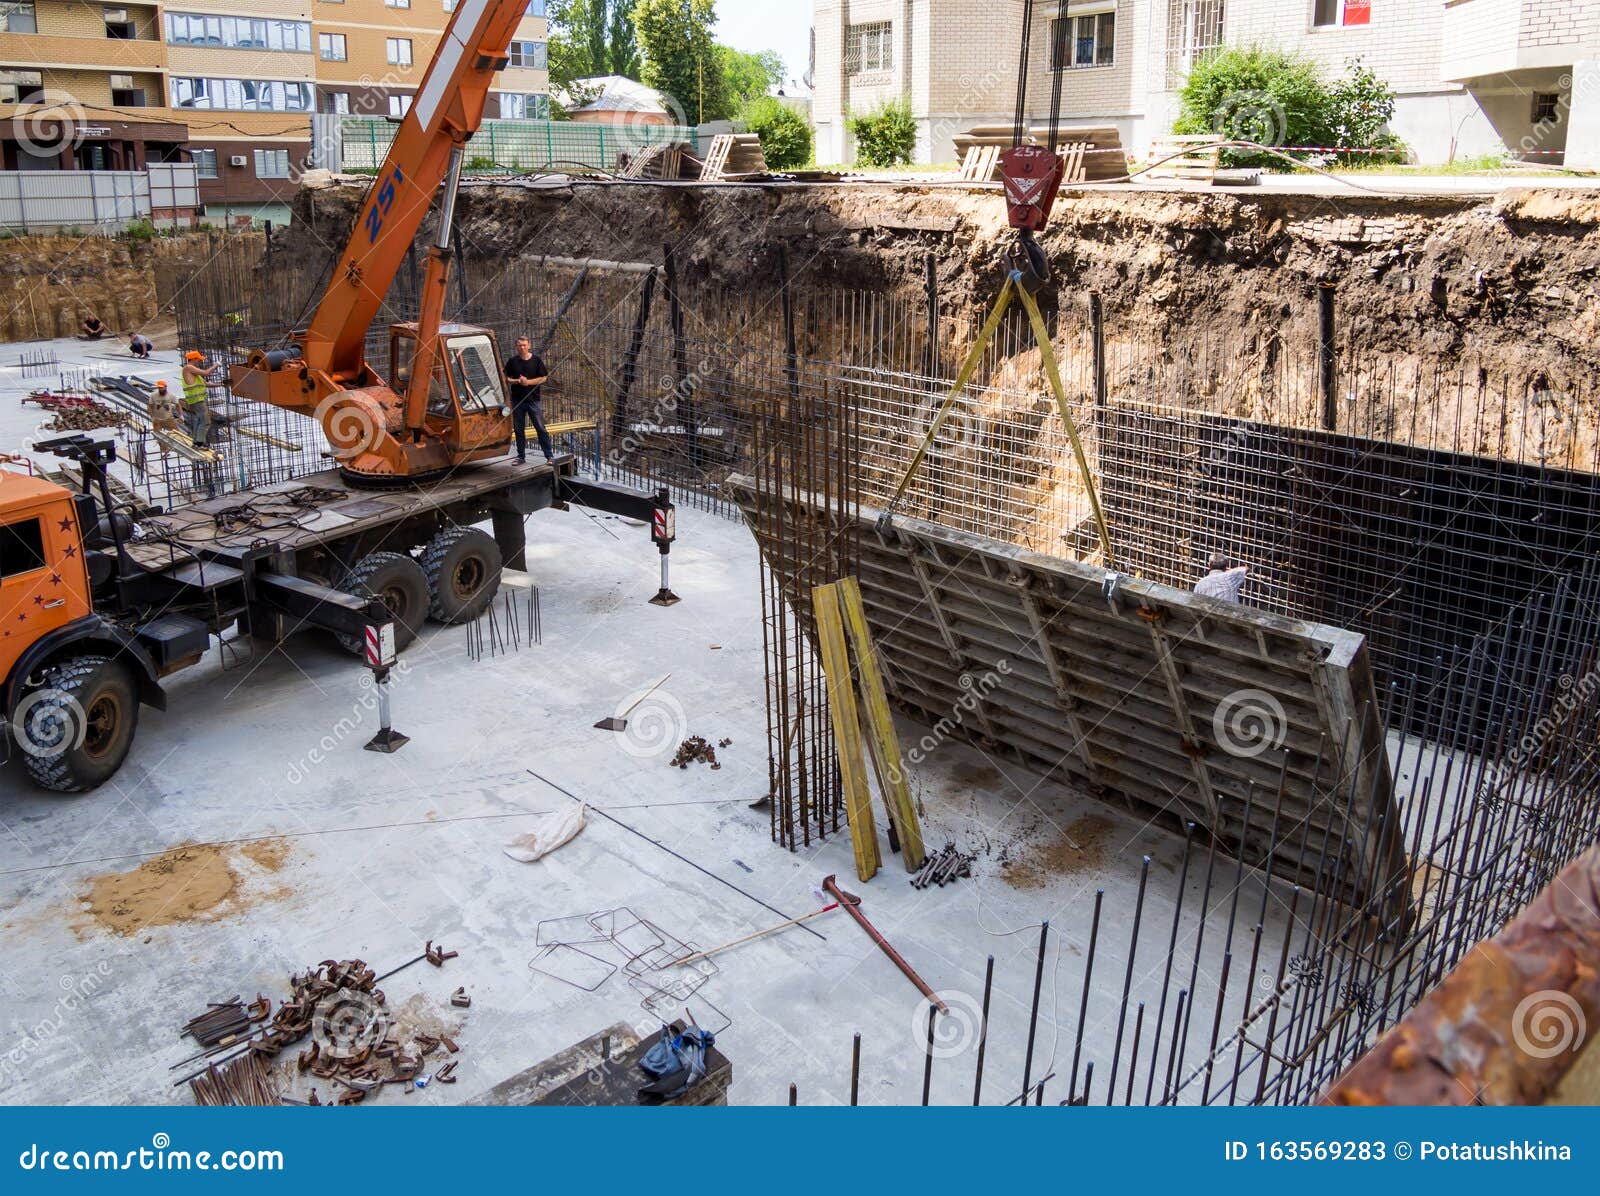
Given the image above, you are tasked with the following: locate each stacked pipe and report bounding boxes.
[910,843,974,890]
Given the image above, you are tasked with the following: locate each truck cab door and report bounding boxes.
[1,498,92,682]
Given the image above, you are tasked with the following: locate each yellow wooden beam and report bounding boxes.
[813,581,880,882]
[838,576,926,871]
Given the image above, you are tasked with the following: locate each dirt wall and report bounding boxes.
[275,175,1600,378]
[0,229,263,343]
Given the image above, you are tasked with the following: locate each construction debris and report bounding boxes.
[697,133,768,181]
[190,1050,279,1107]
[179,947,464,1107]
[21,389,129,432]
[670,736,722,770]
[910,843,975,890]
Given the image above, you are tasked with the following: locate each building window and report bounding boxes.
[1532,92,1561,124]
[318,32,346,61]
[525,0,544,14]
[844,21,892,75]
[1314,0,1371,27]
[165,14,312,53]
[388,93,412,117]
[508,40,546,69]
[190,147,218,177]
[0,3,36,34]
[0,68,43,103]
[170,77,313,112]
[319,89,349,114]
[386,37,412,66]
[1052,12,1115,69]
[501,92,549,119]
[443,0,454,9]
[254,148,291,178]
[386,0,410,7]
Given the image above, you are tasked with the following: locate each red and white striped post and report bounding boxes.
[362,622,410,753]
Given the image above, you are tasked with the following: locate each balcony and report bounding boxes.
[0,31,165,72]
[1441,0,1591,82]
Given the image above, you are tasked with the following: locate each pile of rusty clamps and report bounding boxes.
[178,940,466,1107]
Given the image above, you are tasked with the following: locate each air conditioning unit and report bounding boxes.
[229,155,247,167]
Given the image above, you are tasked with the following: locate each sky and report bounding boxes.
[713,0,812,92]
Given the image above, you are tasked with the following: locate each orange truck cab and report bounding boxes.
[1,457,172,792]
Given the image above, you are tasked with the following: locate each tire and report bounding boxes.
[335,551,430,654]
[420,526,503,624]
[18,656,139,794]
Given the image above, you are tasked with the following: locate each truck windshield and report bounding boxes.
[448,335,506,414]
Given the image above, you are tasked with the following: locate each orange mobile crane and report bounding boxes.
[0,0,683,794]
[230,0,530,484]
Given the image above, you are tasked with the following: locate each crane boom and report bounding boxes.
[309,0,525,376]
[230,0,530,484]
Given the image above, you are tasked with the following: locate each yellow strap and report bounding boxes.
[1015,282,1116,568]
[882,274,1016,515]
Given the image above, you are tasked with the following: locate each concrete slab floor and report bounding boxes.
[0,338,1300,1108]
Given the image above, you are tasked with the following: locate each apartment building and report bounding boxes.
[0,0,548,225]
[812,1,1600,167]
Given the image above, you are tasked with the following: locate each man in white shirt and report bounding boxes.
[1195,554,1250,603]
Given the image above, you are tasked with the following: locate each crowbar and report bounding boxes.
[822,874,948,1013]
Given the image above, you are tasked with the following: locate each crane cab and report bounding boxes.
[389,321,514,458]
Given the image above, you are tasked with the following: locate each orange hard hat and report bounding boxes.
[184,350,205,361]
[156,380,169,390]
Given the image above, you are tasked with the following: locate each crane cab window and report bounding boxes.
[447,335,507,414]
[1,517,46,579]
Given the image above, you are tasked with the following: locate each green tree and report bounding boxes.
[633,0,727,123]
[719,46,785,108]
[741,95,811,169]
[547,0,601,98]
[847,98,916,168]
[608,0,640,77]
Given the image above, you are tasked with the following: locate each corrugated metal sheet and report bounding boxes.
[0,164,199,233]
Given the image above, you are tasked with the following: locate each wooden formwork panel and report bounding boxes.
[729,476,1413,924]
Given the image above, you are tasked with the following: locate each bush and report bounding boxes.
[741,96,812,170]
[1174,47,1401,169]
[847,99,916,168]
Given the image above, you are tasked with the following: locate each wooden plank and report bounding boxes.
[813,581,880,882]
[838,576,926,871]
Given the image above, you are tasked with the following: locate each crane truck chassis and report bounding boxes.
[0,433,676,794]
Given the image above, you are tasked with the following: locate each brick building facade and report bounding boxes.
[812,0,1600,167]
[0,0,548,224]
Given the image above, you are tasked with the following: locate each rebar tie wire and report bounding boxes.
[876,268,1116,569]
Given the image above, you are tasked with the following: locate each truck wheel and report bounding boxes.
[18,656,139,794]
[336,552,430,654]
[420,526,503,624]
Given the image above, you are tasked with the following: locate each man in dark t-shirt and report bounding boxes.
[503,336,552,465]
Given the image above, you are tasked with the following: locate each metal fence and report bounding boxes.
[325,115,701,174]
[0,163,201,234]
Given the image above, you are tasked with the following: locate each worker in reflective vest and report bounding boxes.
[181,351,215,448]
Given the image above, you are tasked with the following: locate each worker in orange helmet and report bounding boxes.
[181,350,216,448]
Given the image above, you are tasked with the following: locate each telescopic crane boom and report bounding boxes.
[230,0,529,484]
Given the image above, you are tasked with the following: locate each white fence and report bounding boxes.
[0,163,202,234]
